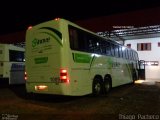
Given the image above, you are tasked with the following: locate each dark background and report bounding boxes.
[0,0,160,35]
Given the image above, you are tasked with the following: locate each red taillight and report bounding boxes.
[24,71,27,80]
[60,69,69,83]
[54,18,60,21]
[28,26,32,30]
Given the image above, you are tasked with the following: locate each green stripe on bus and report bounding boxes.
[35,57,48,64]
[40,32,63,46]
[73,53,92,63]
[39,27,63,46]
[40,27,62,39]
[89,55,96,70]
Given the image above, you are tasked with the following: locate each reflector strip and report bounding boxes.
[35,85,48,90]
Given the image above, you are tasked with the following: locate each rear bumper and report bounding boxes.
[26,82,71,95]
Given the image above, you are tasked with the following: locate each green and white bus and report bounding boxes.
[25,18,143,96]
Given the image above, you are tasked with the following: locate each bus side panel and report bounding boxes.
[69,68,92,95]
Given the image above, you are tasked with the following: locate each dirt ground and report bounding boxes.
[0,82,160,120]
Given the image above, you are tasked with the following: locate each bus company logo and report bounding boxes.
[32,37,50,48]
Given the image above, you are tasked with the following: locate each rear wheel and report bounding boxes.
[92,77,103,96]
[104,76,112,94]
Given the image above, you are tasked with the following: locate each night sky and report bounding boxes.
[0,0,160,35]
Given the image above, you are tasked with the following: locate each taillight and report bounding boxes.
[54,18,60,21]
[28,26,32,30]
[60,68,69,83]
[24,71,27,80]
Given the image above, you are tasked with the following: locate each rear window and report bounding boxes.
[9,50,24,62]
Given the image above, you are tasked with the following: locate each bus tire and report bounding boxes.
[104,76,112,94]
[92,77,103,96]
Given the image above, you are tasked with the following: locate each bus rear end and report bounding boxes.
[25,19,71,95]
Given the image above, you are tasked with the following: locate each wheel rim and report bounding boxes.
[105,81,110,92]
[95,83,101,94]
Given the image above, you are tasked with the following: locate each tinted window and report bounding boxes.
[125,49,129,59]
[110,44,115,56]
[119,47,123,58]
[104,41,111,56]
[9,50,24,62]
[115,45,119,57]
[69,26,91,52]
[68,25,138,60]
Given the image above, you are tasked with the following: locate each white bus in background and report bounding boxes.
[0,44,25,85]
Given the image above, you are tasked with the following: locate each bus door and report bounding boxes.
[138,60,145,80]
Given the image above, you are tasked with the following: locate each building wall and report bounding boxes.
[125,37,160,80]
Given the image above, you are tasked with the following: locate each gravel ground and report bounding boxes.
[0,82,160,120]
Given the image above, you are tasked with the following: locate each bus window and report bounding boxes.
[94,40,101,54]
[105,41,111,56]
[122,47,126,59]
[125,49,129,59]
[88,39,94,53]
[69,26,89,52]
[119,46,123,58]
[115,45,119,58]
[131,50,134,60]
[77,31,87,51]
[100,40,106,54]
[88,35,101,54]
[129,50,133,60]
[69,28,79,50]
[111,44,115,56]
[128,49,131,60]
[9,50,24,62]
